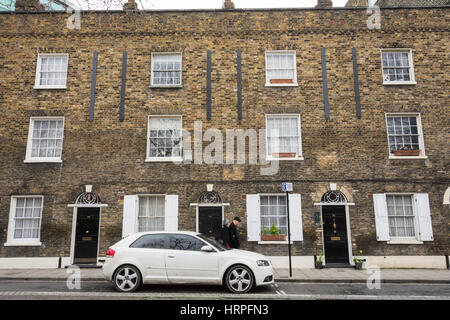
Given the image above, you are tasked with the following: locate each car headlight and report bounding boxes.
[256,260,270,267]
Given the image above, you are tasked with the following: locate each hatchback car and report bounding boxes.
[102,231,274,293]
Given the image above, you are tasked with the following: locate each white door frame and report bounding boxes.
[314,203,355,266]
[68,204,107,266]
[190,203,230,233]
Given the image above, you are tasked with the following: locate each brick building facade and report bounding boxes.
[0,0,449,269]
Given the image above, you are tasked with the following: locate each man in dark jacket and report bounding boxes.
[221,219,232,249]
[229,216,241,249]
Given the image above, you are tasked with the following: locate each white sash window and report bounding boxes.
[34,54,69,89]
[6,196,43,246]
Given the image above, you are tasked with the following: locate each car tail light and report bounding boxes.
[106,248,115,258]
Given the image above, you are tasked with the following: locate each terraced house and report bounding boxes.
[0,0,449,269]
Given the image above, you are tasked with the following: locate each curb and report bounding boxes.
[0,277,449,284]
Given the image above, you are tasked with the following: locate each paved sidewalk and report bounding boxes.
[0,267,448,283]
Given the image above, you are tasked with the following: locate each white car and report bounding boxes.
[102,231,274,293]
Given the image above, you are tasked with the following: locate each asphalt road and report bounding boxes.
[0,280,449,300]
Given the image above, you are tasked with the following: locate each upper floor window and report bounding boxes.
[265,51,297,86]
[381,49,416,85]
[25,117,64,163]
[6,196,43,246]
[146,116,182,162]
[385,113,426,159]
[151,53,182,87]
[34,53,68,89]
[266,114,303,160]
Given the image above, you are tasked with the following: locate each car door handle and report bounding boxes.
[168,255,175,258]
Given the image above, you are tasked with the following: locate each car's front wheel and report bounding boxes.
[225,265,254,294]
[113,265,141,292]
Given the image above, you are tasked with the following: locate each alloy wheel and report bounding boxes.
[114,266,141,292]
[226,266,253,293]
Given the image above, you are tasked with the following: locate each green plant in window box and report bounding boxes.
[261,223,286,241]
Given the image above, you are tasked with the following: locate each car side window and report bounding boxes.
[169,234,206,251]
[130,234,167,249]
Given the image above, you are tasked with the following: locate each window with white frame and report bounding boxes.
[7,196,43,245]
[266,115,302,159]
[381,49,415,84]
[386,195,416,238]
[25,118,64,162]
[386,114,425,157]
[138,196,165,232]
[151,53,182,87]
[260,195,288,235]
[265,51,297,85]
[34,54,68,89]
[147,116,182,161]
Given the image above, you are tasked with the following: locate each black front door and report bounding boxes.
[322,206,349,265]
[198,207,222,241]
[74,207,100,264]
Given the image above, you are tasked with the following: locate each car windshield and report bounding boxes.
[196,234,229,252]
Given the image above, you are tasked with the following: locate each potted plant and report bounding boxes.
[261,223,287,241]
[393,146,420,156]
[315,252,323,269]
[353,250,365,270]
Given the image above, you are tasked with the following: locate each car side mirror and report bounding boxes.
[201,245,214,252]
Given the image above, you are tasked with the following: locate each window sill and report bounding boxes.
[34,86,67,90]
[4,241,42,247]
[145,157,183,163]
[257,241,294,245]
[389,155,428,160]
[150,85,182,89]
[387,239,423,245]
[24,159,63,163]
[383,81,417,86]
[265,83,298,87]
[266,157,304,161]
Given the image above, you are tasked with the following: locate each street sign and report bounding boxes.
[282,182,293,192]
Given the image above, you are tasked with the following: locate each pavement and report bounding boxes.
[0,267,448,283]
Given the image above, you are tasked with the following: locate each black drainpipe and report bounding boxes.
[446,255,449,269]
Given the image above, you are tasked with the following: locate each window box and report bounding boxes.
[271,152,298,158]
[261,234,287,242]
[269,79,294,84]
[393,149,420,157]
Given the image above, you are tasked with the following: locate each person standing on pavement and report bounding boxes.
[221,219,232,249]
[229,216,241,249]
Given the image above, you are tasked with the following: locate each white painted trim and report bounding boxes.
[6,196,44,247]
[444,187,450,205]
[387,239,424,245]
[257,241,293,245]
[150,52,182,88]
[380,48,416,85]
[69,206,102,266]
[67,204,108,208]
[319,204,354,266]
[33,53,69,89]
[265,114,303,161]
[389,156,428,160]
[384,112,426,159]
[146,115,183,162]
[265,50,298,86]
[25,116,65,163]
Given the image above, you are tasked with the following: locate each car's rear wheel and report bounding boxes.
[225,265,254,294]
[113,265,141,292]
